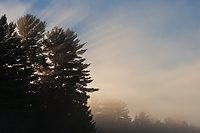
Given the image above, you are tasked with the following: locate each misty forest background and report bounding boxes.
[1,14,200,133]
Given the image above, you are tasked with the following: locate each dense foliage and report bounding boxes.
[0,14,98,133]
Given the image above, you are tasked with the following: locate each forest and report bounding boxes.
[89,98,200,133]
[0,14,200,133]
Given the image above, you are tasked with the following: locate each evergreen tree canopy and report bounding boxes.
[0,14,36,133]
[16,14,47,84]
[44,26,98,102]
[17,14,46,41]
[0,14,98,133]
[32,26,98,133]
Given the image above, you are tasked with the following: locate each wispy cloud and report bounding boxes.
[35,0,91,31]
[35,0,200,125]
[69,0,200,125]
[0,1,31,22]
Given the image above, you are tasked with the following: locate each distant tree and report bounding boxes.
[180,120,189,133]
[89,96,200,133]
[151,119,167,133]
[163,117,195,133]
[132,112,152,133]
[90,98,132,133]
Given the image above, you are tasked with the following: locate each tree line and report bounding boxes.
[89,98,200,133]
[0,14,98,133]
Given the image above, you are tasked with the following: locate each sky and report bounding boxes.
[1,0,200,126]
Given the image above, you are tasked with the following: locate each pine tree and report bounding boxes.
[0,14,35,133]
[33,26,98,133]
[16,14,47,85]
[16,14,48,126]
[0,14,98,133]
[133,112,152,133]
[45,26,98,101]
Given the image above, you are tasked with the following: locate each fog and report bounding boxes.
[1,0,200,127]
[89,97,200,133]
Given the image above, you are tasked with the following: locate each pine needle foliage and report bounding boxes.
[0,14,98,133]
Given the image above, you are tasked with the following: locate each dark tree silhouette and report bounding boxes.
[16,14,47,84]
[14,14,48,133]
[0,14,37,132]
[32,26,99,133]
[0,14,98,133]
[44,26,98,101]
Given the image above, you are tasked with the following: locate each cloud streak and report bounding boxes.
[0,1,31,22]
[35,0,91,31]
[72,0,200,125]
[32,0,200,126]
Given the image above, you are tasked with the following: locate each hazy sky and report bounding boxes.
[1,0,200,126]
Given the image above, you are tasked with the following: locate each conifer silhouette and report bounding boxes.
[0,14,98,133]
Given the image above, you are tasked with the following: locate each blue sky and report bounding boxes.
[1,0,200,126]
